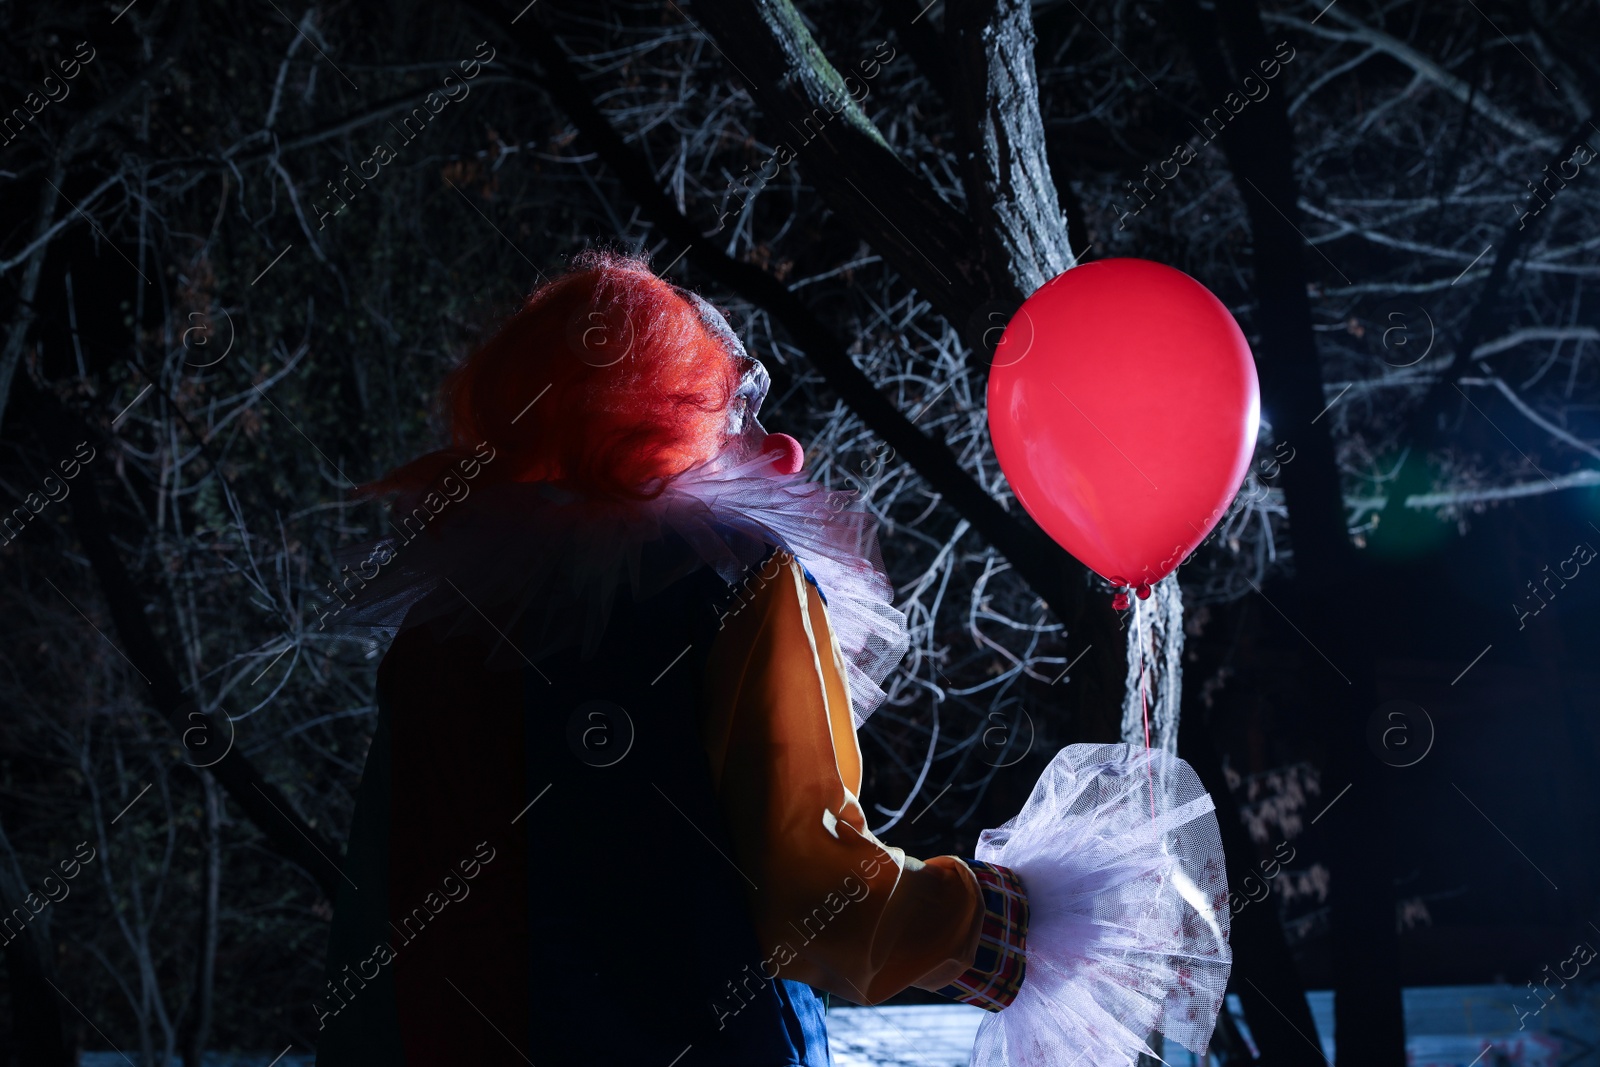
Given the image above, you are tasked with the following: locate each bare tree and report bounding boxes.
[1,0,1596,1060]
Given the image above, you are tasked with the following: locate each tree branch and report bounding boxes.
[1261,10,1563,151]
[489,8,1096,630]
[24,386,347,903]
[684,0,1002,326]
[1372,114,1597,552]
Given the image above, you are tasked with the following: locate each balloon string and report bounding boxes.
[1137,598,1156,823]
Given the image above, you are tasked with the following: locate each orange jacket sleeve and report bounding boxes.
[701,551,984,1005]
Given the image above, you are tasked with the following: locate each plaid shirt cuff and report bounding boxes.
[934,860,1028,1012]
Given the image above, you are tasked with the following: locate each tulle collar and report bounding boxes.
[327,451,908,724]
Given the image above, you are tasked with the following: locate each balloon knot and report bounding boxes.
[1136,583,1152,600]
[1111,591,1131,611]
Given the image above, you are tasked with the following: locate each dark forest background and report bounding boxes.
[0,0,1598,1063]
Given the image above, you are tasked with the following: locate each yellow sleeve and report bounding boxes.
[702,551,984,1005]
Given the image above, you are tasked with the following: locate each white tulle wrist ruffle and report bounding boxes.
[969,743,1232,1067]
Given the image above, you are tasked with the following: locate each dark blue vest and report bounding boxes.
[522,555,830,1065]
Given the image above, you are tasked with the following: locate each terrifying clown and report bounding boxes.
[315,253,1230,1066]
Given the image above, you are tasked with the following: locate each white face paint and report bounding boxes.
[685,292,801,474]
[727,358,772,444]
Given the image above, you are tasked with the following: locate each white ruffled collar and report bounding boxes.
[328,451,908,724]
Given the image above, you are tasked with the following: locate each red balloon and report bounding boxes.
[986,259,1259,592]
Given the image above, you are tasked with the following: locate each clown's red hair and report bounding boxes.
[367,252,745,502]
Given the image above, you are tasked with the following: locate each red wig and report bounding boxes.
[367,252,747,502]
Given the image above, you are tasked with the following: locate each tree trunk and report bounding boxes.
[1122,575,1184,754]
[1180,680,1327,1067]
[1165,0,1405,1059]
[0,165,64,441]
[945,0,1078,294]
[0,818,73,1067]
[180,771,222,1067]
